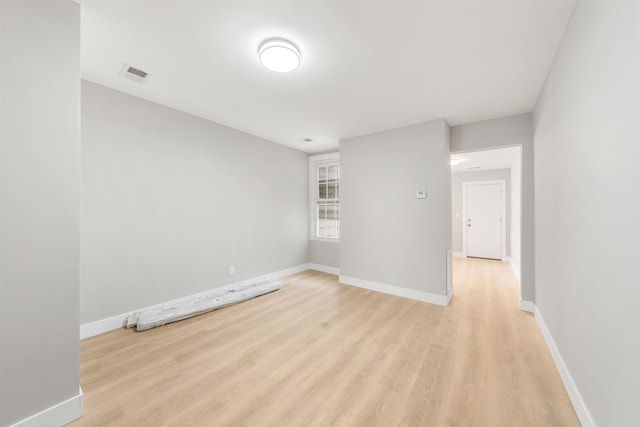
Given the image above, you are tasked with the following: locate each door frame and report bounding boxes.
[462,180,507,261]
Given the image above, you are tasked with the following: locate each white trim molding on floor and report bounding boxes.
[80,263,311,340]
[533,305,595,427]
[510,259,522,284]
[445,286,454,305]
[519,299,535,313]
[339,275,452,307]
[9,387,83,427]
[452,251,466,258]
[308,263,340,275]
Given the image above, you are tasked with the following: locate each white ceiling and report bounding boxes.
[450,146,521,173]
[81,1,576,153]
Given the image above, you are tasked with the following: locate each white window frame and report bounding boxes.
[309,152,340,243]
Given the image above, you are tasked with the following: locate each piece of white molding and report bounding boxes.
[445,286,454,305]
[533,306,595,427]
[510,259,521,284]
[339,275,450,307]
[9,387,83,427]
[80,313,128,340]
[80,264,310,340]
[270,264,311,279]
[308,263,340,275]
[128,278,282,332]
[519,299,535,313]
[452,251,466,258]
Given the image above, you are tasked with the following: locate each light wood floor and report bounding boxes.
[69,258,579,426]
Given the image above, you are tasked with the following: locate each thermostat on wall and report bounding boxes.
[416,190,427,199]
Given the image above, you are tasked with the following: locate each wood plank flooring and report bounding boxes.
[68,258,579,426]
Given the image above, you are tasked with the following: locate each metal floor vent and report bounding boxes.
[119,63,151,83]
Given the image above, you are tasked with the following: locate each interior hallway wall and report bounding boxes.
[532,0,639,424]
[81,81,309,324]
[0,1,81,425]
[340,119,451,297]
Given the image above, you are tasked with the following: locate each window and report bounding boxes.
[309,153,340,241]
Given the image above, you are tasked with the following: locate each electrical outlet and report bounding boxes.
[228,265,235,275]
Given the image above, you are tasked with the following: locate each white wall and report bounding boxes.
[0,1,81,425]
[451,169,511,257]
[532,0,639,425]
[509,151,522,282]
[450,113,532,300]
[81,81,309,324]
[309,241,340,269]
[340,120,451,297]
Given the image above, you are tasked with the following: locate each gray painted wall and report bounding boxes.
[309,241,340,269]
[509,151,522,280]
[340,120,451,295]
[81,81,309,324]
[0,1,81,425]
[532,0,639,424]
[451,169,511,256]
[450,113,533,301]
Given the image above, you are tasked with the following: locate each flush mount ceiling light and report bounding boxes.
[259,39,300,73]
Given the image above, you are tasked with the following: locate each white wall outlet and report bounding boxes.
[228,265,235,275]
[416,190,427,199]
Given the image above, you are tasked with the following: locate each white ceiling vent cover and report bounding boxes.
[119,63,151,83]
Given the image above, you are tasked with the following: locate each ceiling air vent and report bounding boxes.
[119,63,151,83]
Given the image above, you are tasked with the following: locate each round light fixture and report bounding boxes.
[259,39,300,73]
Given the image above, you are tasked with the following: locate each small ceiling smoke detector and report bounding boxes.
[119,63,151,83]
[259,39,300,73]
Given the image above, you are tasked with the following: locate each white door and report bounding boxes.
[465,183,502,260]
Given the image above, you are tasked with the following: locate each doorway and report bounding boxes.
[450,146,522,287]
[463,181,506,260]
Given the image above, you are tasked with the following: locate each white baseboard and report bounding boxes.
[519,299,535,312]
[271,263,312,279]
[445,286,454,305]
[533,305,595,427]
[9,387,83,427]
[339,275,451,307]
[80,313,128,340]
[308,263,340,275]
[510,259,521,284]
[80,263,311,340]
[452,251,466,258]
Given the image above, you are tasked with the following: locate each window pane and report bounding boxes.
[319,182,327,199]
[318,166,326,181]
[327,181,337,199]
[327,164,338,180]
[317,202,339,239]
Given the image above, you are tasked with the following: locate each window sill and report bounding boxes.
[310,237,340,244]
